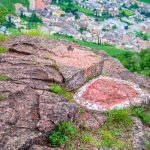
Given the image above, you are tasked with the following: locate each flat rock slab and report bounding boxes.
[74,76,150,112]
[2,36,103,90]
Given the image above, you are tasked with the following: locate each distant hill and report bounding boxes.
[0,0,29,13]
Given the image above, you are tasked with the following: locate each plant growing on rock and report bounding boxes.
[0,47,8,53]
[132,107,150,126]
[105,109,133,130]
[0,94,6,101]
[0,74,10,81]
[49,121,78,147]
[50,84,73,101]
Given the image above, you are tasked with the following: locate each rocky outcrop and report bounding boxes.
[2,36,103,90]
[0,82,78,150]
[0,36,150,149]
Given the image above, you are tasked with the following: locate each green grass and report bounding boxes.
[105,109,133,130]
[0,94,7,101]
[120,9,135,16]
[138,0,150,4]
[54,1,94,17]
[0,0,29,14]
[50,84,73,101]
[49,121,78,147]
[0,74,10,81]
[132,107,150,126]
[81,132,101,147]
[0,34,7,42]
[0,47,8,53]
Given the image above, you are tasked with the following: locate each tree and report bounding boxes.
[0,8,8,25]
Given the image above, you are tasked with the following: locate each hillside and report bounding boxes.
[0,35,150,150]
[0,0,29,13]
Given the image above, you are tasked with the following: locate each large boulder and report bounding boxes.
[2,36,103,90]
[0,81,79,150]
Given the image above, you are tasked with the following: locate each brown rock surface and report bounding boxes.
[2,35,103,90]
[0,35,150,149]
[0,81,78,150]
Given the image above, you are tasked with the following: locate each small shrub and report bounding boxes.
[106,109,133,129]
[0,94,6,101]
[50,84,73,100]
[0,47,8,53]
[132,107,150,126]
[0,74,10,81]
[0,34,6,42]
[49,121,78,147]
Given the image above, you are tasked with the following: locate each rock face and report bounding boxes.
[0,81,78,150]
[0,36,150,149]
[2,36,103,90]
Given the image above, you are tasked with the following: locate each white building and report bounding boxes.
[29,0,36,10]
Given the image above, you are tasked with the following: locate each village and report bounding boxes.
[0,0,150,51]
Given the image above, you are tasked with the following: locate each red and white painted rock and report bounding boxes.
[74,76,150,112]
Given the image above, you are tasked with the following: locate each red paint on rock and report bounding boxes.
[82,79,138,109]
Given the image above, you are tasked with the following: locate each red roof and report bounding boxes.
[35,0,45,9]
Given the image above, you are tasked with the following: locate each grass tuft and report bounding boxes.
[106,109,133,130]
[49,121,78,147]
[50,84,73,101]
[0,47,8,53]
[132,107,150,126]
[0,74,10,81]
[0,94,7,101]
[0,34,7,42]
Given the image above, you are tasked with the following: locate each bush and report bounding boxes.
[49,121,78,147]
[50,84,73,100]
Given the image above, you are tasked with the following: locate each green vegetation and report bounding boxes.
[0,74,10,81]
[50,84,73,101]
[119,9,135,17]
[138,0,150,4]
[0,34,7,42]
[0,94,6,101]
[105,109,133,130]
[49,121,78,147]
[117,49,150,77]
[0,0,29,14]
[135,31,150,40]
[0,8,8,25]
[53,0,94,17]
[132,107,150,126]
[0,47,8,53]
[49,109,133,149]
[81,132,101,147]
